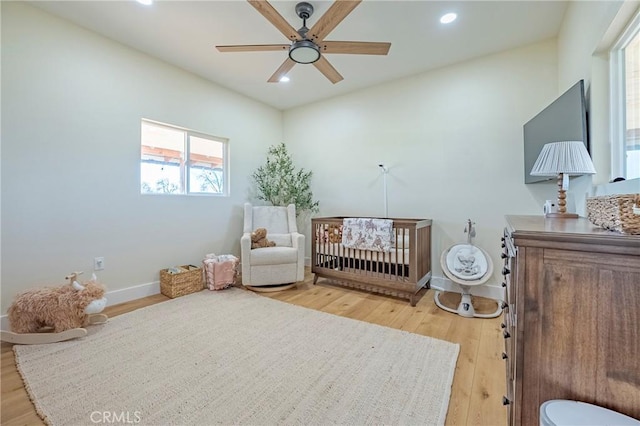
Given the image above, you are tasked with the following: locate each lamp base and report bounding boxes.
[545,212,579,219]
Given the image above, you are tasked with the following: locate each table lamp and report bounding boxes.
[530,141,596,218]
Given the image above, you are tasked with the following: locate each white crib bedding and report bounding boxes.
[315,242,411,265]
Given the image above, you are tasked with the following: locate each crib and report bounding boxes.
[311,217,432,306]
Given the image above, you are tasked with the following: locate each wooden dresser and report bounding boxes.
[501,215,640,425]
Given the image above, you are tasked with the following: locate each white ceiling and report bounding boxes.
[30,0,568,110]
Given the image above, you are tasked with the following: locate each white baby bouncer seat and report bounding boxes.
[445,244,490,282]
[434,220,502,318]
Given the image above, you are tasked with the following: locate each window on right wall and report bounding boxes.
[610,11,640,180]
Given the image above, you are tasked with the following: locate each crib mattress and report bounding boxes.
[315,243,411,265]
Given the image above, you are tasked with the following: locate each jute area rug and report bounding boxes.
[14,288,460,425]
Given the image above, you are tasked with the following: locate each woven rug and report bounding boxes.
[14,288,460,425]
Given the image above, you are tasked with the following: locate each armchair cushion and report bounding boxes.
[267,233,292,247]
[250,246,299,266]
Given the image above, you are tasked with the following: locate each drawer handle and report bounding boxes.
[502,267,511,276]
[502,352,508,360]
[500,322,506,329]
[501,243,506,248]
[502,396,511,406]
[503,330,511,339]
[502,282,507,288]
[501,252,507,259]
[501,302,508,310]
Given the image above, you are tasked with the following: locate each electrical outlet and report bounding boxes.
[94,257,105,271]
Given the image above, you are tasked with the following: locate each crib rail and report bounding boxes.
[311,217,432,306]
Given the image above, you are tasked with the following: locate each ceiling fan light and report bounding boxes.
[289,40,320,64]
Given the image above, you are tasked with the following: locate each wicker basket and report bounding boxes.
[160,265,203,298]
[586,193,640,235]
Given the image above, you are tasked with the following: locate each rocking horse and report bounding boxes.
[0,272,108,344]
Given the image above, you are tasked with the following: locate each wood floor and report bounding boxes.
[1,271,507,426]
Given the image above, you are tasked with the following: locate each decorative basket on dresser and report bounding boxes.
[501,215,640,426]
[586,193,640,235]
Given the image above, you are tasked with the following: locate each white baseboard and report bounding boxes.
[1,281,161,332]
[104,281,161,306]
[430,275,505,302]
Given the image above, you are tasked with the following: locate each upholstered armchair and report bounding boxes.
[240,203,305,290]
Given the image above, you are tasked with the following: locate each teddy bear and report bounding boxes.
[328,224,343,243]
[251,227,276,249]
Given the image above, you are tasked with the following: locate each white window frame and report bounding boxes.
[140,119,230,196]
[609,9,640,180]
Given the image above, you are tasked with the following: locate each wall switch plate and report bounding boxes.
[94,257,105,271]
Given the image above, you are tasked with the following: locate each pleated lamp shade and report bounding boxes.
[530,141,596,176]
[530,141,596,218]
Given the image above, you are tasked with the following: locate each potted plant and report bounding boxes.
[252,143,319,215]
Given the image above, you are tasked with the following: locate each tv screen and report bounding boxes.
[523,80,588,184]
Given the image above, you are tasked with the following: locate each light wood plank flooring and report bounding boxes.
[1,271,507,426]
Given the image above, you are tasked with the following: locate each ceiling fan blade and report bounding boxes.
[320,41,391,55]
[268,58,297,83]
[308,0,362,43]
[247,0,301,41]
[216,44,289,53]
[313,56,343,84]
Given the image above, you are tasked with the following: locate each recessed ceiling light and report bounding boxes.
[279,76,290,83]
[440,13,457,24]
[136,0,153,5]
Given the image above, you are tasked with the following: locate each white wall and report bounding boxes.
[284,40,558,284]
[557,0,623,193]
[557,0,625,91]
[557,0,638,210]
[1,2,282,313]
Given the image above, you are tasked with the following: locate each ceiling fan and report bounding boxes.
[216,0,391,84]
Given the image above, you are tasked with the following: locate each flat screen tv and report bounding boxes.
[523,80,589,184]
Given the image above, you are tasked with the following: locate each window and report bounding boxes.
[140,120,228,195]
[610,11,640,180]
